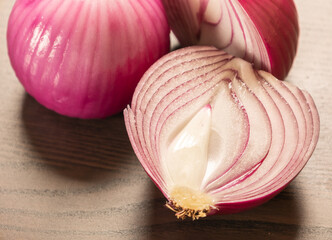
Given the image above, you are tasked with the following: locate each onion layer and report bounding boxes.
[124,46,319,220]
[7,0,170,118]
[161,0,299,79]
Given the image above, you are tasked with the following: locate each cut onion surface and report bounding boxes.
[124,46,319,220]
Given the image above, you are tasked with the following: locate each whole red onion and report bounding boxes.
[7,0,170,118]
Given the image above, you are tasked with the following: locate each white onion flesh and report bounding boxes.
[124,46,320,219]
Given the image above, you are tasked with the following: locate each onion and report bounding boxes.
[161,0,299,79]
[124,46,320,220]
[7,0,170,118]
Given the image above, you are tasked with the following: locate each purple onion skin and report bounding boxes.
[7,0,170,118]
[211,187,285,215]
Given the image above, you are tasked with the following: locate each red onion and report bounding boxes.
[124,46,319,220]
[161,0,299,79]
[7,0,170,118]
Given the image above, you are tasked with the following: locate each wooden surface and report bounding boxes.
[0,0,331,239]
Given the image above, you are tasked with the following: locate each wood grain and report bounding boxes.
[0,0,331,239]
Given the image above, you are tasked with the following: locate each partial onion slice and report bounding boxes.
[124,46,319,220]
[161,0,299,79]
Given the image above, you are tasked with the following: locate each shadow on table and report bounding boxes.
[145,177,302,240]
[20,94,138,182]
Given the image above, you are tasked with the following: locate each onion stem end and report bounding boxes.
[165,186,215,220]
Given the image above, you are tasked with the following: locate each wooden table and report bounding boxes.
[0,0,331,239]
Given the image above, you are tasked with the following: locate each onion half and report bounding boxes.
[161,0,299,79]
[7,0,170,118]
[124,46,319,220]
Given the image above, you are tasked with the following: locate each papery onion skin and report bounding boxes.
[7,0,170,118]
[124,46,319,218]
[161,0,299,79]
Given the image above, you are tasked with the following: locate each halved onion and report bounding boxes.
[124,46,319,220]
